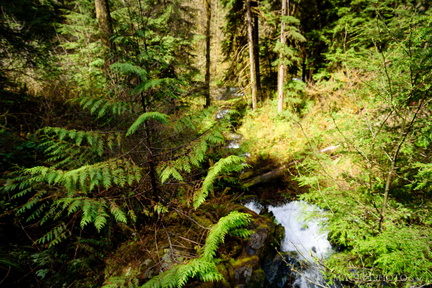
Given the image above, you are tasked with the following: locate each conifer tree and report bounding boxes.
[221,0,261,105]
[247,0,259,109]
[2,1,252,287]
[204,0,212,107]
[297,3,432,285]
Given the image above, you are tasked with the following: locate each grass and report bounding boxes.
[237,71,368,167]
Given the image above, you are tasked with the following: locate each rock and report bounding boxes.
[222,211,283,288]
[263,252,299,288]
[228,256,265,288]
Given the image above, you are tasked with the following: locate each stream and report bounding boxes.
[245,201,334,288]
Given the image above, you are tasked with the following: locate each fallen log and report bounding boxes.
[241,144,340,188]
[242,160,299,188]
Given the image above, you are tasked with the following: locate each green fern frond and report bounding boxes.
[157,126,225,184]
[126,111,169,136]
[228,228,254,238]
[55,197,127,231]
[109,201,128,223]
[20,159,142,193]
[133,78,166,94]
[61,197,83,215]
[94,204,109,232]
[173,108,216,134]
[201,211,251,260]
[36,223,68,248]
[16,189,49,214]
[193,155,245,209]
[140,258,222,288]
[79,198,111,231]
[160,166,184,183]
[110,62,148,80]
[75,96,131,117]
[40,127,123,165]
[141,211,251,288]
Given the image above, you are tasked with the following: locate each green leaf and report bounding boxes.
[126,112,169,136]
[193,155,245,209]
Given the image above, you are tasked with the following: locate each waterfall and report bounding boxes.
[245,201,334,288]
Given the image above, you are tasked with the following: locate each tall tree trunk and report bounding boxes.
[94,0,115,68]
[277,0,288,114]
[253,13,261,97]
[247,0,258,110]
[204,0,212,107]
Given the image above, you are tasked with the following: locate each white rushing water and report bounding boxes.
[269,201,332,288]
[245,201,333,288]
[244,201,263,214]
[268,201,332,262]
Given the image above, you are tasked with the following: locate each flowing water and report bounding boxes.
[245,201,333,288]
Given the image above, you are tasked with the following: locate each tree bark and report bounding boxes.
[253,13,261,96]
[277,0,288,114]
[94,0,115,68]
[242,160,300,188]
[247,0,258,110]
[204,0,212,107]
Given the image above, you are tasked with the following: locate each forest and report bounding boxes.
[0,0,431,287]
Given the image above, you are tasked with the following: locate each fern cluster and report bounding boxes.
[75,96,132,118]
[12,158,141,193]
[141,211,252,288]
[5,125,143,247]
[158,108,236,192]
[6,102,243,249]
[40,127,123,167]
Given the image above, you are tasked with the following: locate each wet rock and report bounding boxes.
[263,252,299,288]
[223,211,283,288]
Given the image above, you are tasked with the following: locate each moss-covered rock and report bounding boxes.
[218,207,283,288]
[102,203,283,288]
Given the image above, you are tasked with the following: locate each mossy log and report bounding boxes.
[242,145,341,188]
[242,161,298,188]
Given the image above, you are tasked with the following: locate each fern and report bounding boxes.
[110,62,148,80]
[126,112,169,136]
[160,166,184,183]
[132,78,168,95]
[193,155,245,209]
[74,96,131,118]
[40,127,123,167]
[201,211,252,260]
[141,258,222,288]
[141,211,251,288]
[159,128,225,184]
[6,158,141,241]
[158,108,226,185]
[20,159,142,193]
[36,222,69,248]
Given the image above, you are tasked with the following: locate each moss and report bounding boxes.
[227,255,266,288]
[230,255,260,269]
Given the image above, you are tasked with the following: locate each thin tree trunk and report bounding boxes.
[94,0,115,68]
[140,94,159,199]
[204,0,212,107]
[253,13,261,96]
[277,0,288,114]
[247,0,258,110]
